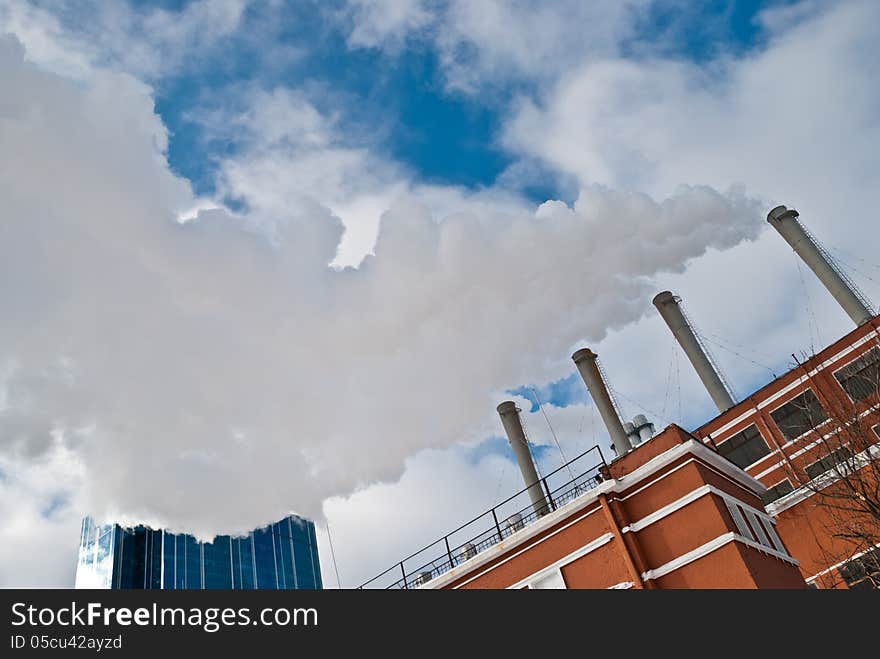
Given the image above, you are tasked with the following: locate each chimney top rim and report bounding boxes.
[767,204,799,223]
[652,290,676,306]
[571,347,598,363]
[496,400,519,414]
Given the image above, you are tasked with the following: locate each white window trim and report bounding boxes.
[642,531,799,582]
[755,331,880,411]
[805,541,880,584]
[767,442,880,514]
[744,508,771,548]
[726,500,755,542]
[759,516,787,554]
[766,477,792,493]
[766,387,833,445]
[712,423,772,469]
[505,533,614,590]
[830,346,880,400]
[752,402,880,480]
[760,478,793,505]
[425,439,767,590]
[802,445,854,481]
[627,482,779,537]
[528,568,567,590]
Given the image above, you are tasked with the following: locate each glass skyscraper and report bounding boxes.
[75,515,322,589]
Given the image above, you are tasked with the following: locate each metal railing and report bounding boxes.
[358,445,607,589]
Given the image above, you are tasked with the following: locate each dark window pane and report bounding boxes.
[116,527,147,589]
[148,529,162,589]
[162,531,175,589]
[834,347,880,402]
[847,578,876,590]
[307,520,323,589]
[253,526,278,589]
[770,389,829,442]
[761,480,794,505]
[202,537,232,589]
[804,446,854,480]
[184,535,201,589]
[237,536,256,589]
[840,548,880,589]
[717,424,771,468]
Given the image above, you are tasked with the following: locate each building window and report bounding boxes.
[529,570,566,589]
[744,509,771,548]
[761,479,794,505]
[769,389,829,442]
[804,446,854,480]
[725,500,755,541]
[725,500,786,555]
[760,518,787,554]
[839,548,880,590]
[873,424,880,441]
[716,424,771,469]
[834,347,880,403]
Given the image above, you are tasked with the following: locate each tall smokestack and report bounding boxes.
[496,401,550,518]
[571,349,632,456]
[767,205,873,326]
[653,291,736,413]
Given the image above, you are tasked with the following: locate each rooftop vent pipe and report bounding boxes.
[653,291,736,413]
[505,513,525,532]
[623,421,640,446]
[632,414,655,444]
[496,401,551,518]
[458,543,477,562]
[571,348,632,456]
[414,571,433,587]
[767,205,873,326]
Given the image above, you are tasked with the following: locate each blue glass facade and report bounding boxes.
[75,515,322,589]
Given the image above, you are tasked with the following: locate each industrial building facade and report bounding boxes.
[360,204,880,590]
[425,426,805,589]
[695,316,880,589]
[75,515,323,590]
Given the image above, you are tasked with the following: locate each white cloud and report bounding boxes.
[0,430,85,586]
[343,0,433,51]
[338,0,648,93]
[0,30,766,585]
[0,0,249,79]
[435,0,646,93]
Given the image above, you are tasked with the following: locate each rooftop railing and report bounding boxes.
[358,444,607,589]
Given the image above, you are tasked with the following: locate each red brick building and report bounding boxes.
[425,425,806,589]
[694,315,880,588]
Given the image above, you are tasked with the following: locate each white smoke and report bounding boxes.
[0,30,765,561]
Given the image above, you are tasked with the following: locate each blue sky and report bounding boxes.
[144,0,792,204]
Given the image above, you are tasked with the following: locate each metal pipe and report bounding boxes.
[623,421,641,446]
[571,348,632,456]
[767,205,873,326]
[653,291,736,413]
[632,414,655,443]
[496,401,550,517]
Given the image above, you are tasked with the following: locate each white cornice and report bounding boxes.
[421,438,766,589]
